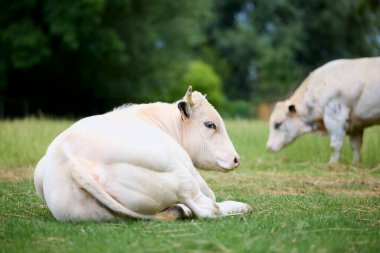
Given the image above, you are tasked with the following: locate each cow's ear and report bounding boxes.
[288,104,297,114]
[178,101,192,119]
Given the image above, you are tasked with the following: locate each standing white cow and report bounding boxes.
[34,86,252,221]
[267,57,380,164]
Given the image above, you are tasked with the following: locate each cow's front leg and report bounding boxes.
[349,130,363,164]
[218,201,253,216]
[328,133,345,164]
[323,100,349,164]
[192,171,216,201]
[183,194,252,218]
[183,194,221,218]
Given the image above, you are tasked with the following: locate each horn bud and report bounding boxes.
[184,86,193,105]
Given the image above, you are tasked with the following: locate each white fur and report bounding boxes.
[267,57,380,163]
[34,88,252,221]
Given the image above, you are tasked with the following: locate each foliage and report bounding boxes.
[1,0,379,116]
[221,99,252,118]
[206,0,380,102]
[0,0,212,115]
[172,60,224,109]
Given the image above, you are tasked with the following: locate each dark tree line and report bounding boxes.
[205,0,380,102]
[0,0,379,117]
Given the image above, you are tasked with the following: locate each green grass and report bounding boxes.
[1,118,380,253]
[0,118,73,169]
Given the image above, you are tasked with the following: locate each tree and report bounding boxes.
[204,0,380,103]
[173,60,224,109]
[1,0,379,117]
[0,0,213,116]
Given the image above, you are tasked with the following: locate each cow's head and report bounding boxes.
[266,101,314,152]
[177,86,240,172]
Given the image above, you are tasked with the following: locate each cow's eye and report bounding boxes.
[204,121,216,130]
[274,122,282,129]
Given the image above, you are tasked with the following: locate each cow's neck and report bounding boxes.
[289,76,310,105]
[135,103,183,144]
[287,75,325,121]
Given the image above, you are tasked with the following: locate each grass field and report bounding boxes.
[1,118,379,253]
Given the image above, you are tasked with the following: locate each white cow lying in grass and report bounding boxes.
[267,57,380,164]
[34,86,252,221]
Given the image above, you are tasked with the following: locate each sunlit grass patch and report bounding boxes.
[0,117,73,169]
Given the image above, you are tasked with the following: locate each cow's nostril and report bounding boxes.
[234,157,240,165]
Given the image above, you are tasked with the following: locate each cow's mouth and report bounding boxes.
[216,160,238,172]
[266,141,284,152]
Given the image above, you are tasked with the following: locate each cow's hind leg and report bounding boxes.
[156,204,193,221]
[349,130,363,164]
[34,156,49,203]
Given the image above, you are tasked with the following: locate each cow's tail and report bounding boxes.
[63,144,174,221]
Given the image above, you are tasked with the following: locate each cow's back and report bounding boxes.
[301,57,380,121]
[349,58,380,122]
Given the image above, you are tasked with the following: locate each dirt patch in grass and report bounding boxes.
[0,168,34,183]
[203,170,380,197]
[251,188,380,197]
[2,166,380,197]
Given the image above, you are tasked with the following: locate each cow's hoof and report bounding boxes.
[219,201,253,216]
